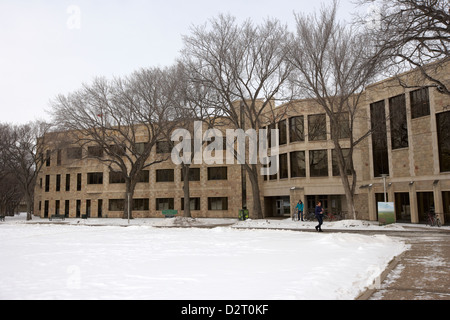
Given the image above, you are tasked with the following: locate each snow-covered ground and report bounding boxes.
[0,214,420,300]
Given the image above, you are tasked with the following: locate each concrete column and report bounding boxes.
[409,183,419,224]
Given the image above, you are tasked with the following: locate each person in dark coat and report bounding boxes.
[315,201,324,232]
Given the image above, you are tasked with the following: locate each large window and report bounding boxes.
[308,114,327,141]
[290,151,306,178]
[156,169,174,182]
[437,111,450,172]
[67,147,82,159]
[309,150,328,177]
[278,119,287,145]
[87,172,103,185]
[88,146,103,158]
[109,199,124,211]
[109,199,150,211]
[110,171,125,184]
[133,199,149,211]
[410,87,430,119]
[332,112,350,140]
[332,149,352,176]
[279,154,288,179]
[208,197,228,210]
[181,197,201,211]
[208,167,227,180]
[371,100,389,177]
[289,116,304,142]
[156,198,174,211]
[389,94,408,149]
[181,168,200,181]
[156,141,171,154]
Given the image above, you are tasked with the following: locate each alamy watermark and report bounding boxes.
[67,5,81,30]
[171,121,279,176]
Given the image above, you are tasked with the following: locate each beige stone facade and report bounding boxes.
[34,61,450,224]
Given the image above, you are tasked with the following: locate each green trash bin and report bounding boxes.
[239,209,249,221]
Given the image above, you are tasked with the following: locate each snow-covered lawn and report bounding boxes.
[0,215,410,300]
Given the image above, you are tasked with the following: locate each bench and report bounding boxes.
[162,210,177,218]
[49,214,65,221]
[0,216,5,222]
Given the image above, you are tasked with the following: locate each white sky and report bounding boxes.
[0,0,362,124]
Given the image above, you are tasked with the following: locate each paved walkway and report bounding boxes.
[356,228,450,300]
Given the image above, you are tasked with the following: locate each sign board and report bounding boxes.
[378,202,395,225]
[162,209,178,218]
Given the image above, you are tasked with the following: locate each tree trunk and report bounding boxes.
[122,179,137,220]
[247,164,263,219]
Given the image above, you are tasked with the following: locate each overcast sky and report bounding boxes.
[0,0,363,124]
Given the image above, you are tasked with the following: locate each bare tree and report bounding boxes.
[181,15,293,219]
[288,1,387,219]
[51,67,177,219]
[0,121,51,220]
[357,0,450,94]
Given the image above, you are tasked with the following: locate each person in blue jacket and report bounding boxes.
[315,201,324,232]
[295,200,304,221]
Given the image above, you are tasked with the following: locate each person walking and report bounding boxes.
[315,201,324,232]
[296,200,304,221]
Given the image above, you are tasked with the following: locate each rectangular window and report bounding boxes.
[57,149,62,166]
[137,170,149,183]
[109,144,126,156]
[156,141,171,154]
[208,197,228,210]
[389,94,408,149]
[77,173,82,191]
[371,100,389,177]
[278,119,287,145]
[134,142,149,155]
[410,87,430,119]
[156,198,174,211]
[309,150,328,177]
[332,112,350,140]
[88,146,104,158]
[289,116,304,143]
[109,199,124,211]
[67,147,82,159]
[64,200,70,217]
[156,169,174,182]
[45,175,50,192]
[56,174,61,192]
[208,167,227,180]
[332,149,352,176]
[279,153,288,179]
[76,200,81,218]
[87,172,103,185]
[181,167,200,181]
[133,198,149,211]
[290,151,306,178]
[65,174,70,191]
[267,123,276,148]
[308,114,327,141]
[55,200,60,215]
[46,150,51,167]
[437,111,450,172]
[109,171,125,184]
[181,197,201,211]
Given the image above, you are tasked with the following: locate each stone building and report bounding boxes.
[34,61,450,224]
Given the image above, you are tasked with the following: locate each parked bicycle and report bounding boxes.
[426,212,442,227]
[323,210,344,222]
